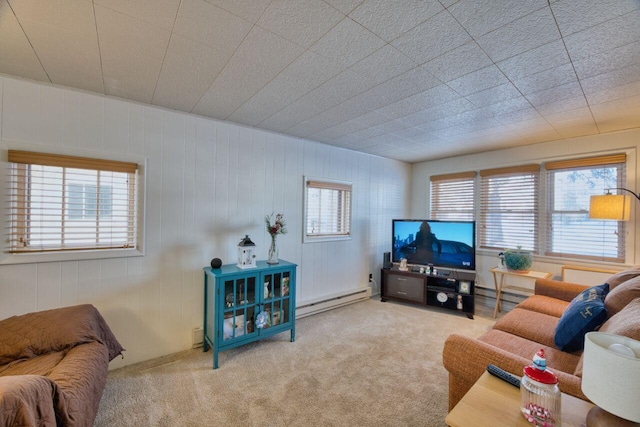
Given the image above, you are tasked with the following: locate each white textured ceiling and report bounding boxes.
[1,0,639,162]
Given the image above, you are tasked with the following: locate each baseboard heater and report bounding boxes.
[475,286,524,311]
[296,287,372,319]
[191,288,372,348]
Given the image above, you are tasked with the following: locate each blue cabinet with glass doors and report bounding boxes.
[203,260,296,369]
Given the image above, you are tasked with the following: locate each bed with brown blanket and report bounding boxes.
[0,304,123,426]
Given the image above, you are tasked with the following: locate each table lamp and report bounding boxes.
[581,332,640,426]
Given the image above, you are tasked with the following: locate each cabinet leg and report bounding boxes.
[467,314,474,319]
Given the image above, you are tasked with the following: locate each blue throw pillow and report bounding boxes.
[554,283,609,352]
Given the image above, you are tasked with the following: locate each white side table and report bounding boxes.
[489,267,551,318]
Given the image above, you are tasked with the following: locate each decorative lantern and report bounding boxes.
[237,235,257,269]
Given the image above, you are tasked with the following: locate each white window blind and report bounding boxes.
[479,165,539,252]
[305,179,352,239]
[7,150,138,253]
[546,154,626,262]
[430,172,476,221]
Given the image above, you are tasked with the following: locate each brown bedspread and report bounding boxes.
[0,305,124,427]
[0,375,63,427]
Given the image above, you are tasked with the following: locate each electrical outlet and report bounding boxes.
[369,273,373,282]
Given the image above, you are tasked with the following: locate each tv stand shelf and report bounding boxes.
[380,268,475,319]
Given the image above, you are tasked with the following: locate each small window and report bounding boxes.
[7,150,139,254]
[304,177,352,242]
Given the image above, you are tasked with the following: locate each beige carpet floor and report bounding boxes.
[95,299,495,427]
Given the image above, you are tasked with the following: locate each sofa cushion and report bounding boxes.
[604,275,640,317]
[494,308,560,348]
[480,329,581,375]
[554,283,609,352]
[515,295,570,318]
[605,267,640,290]
[574,298,640,377]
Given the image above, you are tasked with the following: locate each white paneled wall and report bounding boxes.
[0,76,411,368]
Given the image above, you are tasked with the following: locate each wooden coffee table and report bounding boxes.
[446,372,593,427]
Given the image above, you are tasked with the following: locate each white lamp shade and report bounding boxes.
[589,194,631,220]
[581,332,640,423]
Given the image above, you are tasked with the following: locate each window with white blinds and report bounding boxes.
[430,172,476,221]
[546,154,626,262]
[304,178,352,242]
[479,165,539,252]
[7,150,138,253]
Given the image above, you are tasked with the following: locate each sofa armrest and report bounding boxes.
[443,333,529,383]
[0,375,61,427]
[534,279,588,302]
[443,334,530,410]
[0,304,123,365]
[553,369,587,401]
[442,334,589,408]
[48,341,110,426]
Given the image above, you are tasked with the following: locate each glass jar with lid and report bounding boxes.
[520,349,562,427]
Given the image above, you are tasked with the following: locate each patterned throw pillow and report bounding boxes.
[554,283,609,352]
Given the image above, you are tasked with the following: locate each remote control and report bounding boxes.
[487,364,521,388]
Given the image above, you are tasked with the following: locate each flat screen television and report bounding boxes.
[392,219,476,271]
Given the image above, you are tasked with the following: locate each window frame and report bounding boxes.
[303,176,352,243]
[479,164,540,253]
[544,154,627,263]
[1,145,146,265]
[430,172,476,221]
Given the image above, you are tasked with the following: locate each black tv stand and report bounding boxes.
[380,268,475,319]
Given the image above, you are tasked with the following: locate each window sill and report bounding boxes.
[476,248,629,268]
[0,247,144,265]
[303,235,351,244]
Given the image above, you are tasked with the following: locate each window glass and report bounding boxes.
[546,157,626,262]
[304,178,352,241]
[7,150,138,253]
[479,166,539,252]
[430,172,475,221]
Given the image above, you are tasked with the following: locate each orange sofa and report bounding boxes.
[443,268,640,411]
